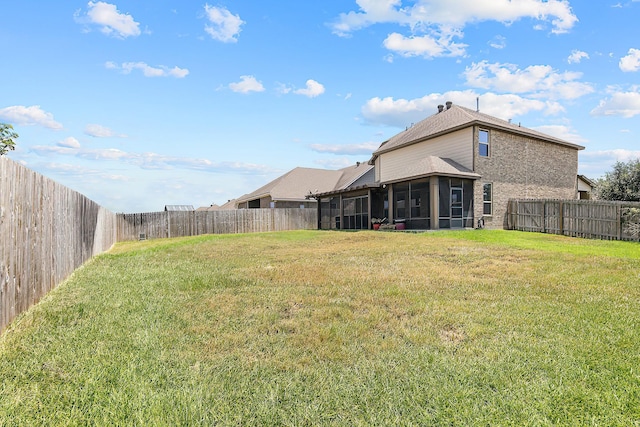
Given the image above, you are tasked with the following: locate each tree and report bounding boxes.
[595,158,640,202]
[0,123,18,155]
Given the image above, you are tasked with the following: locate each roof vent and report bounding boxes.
[437,104,444,113]
[446,101,453,110]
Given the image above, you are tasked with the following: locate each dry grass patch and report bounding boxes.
[1,230,639,425]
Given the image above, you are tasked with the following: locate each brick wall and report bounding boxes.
[473,127,579,229]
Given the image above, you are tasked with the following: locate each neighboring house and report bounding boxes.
[196,200,237,211]
[235,164,373,210]
[577,175,595,200]
[314,101,585,230]
[196,204,221,212]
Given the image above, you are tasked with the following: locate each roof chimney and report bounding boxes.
[446,101,453,110]
[437,104,444,113]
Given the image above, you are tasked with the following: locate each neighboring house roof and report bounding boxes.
[165,205,194,211]
[196,203,229,211]
[578,175,595,192]
[218,199,238,210]
[235,163,373,204]
[384,156,480,184]
[335,162,374,190]
[371,103,585,162]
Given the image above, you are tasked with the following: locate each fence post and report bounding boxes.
[167,211,171,239]
[617,204,622,240]
[558,200,564,236]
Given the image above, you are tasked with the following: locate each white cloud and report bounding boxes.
[309,142,380,155]
[619,48,640,72]
[580,149,640,178]
[107,61,189,78]
[567,49,589,64]
[30,143,276,175]
[330,0,578,36]
[84,124,126,138]
[581,149,640,163]
[463,61,594,100]
[58,137,81,149]
[315,158,362,169]
[229,75,265,94]
[330,0,410,36]
[488,35,507,49]
[204,4,244,43]
[77,1,141,38]
[361,90,564,127]
[532,125,586,144]
[294,80,325,98]
[383,29,467,58]
[275,83,293,95]
[591,90,640,118]
[0,105,63,130]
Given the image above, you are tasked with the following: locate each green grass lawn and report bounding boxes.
[1,230,639,426]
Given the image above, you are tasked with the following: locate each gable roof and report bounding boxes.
[371,103,584,161]
[384,156,480,184]
[235,163,373,204]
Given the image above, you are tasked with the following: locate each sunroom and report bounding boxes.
[315,157,479,231]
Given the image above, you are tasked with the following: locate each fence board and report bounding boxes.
[2,156,320,334]
[116,208,317,241]
[508,198,640,242]
[0,156,118,333]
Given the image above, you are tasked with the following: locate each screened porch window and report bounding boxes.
[392,181,430,229]
[342,195,368,230]
[438,177,474,228]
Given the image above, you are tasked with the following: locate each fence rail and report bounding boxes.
[117,208,317,241]
[1,156,318,333]
[507,199,640,241]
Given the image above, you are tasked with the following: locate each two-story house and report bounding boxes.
[315,101,584,230]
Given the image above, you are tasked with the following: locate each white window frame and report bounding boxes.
[483,182,493,216]
[479,129,490,157]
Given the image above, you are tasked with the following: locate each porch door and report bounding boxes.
[450,186,463,228]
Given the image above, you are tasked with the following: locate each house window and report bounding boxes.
[479,129,490,157]
[483,183,492,215]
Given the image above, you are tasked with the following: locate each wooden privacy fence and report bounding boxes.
[117,208,318,241]
[507,199,640,241]
[1,156,118,333]
[1,156,318,333]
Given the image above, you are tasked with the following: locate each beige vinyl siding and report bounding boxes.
[378,127,473,183]
[577,178,591,192]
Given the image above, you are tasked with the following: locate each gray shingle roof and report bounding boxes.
[235,163,374,204]
[372,104,584,158]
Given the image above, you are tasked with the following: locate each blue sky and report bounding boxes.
[2,1,639,213]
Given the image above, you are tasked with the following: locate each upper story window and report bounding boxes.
[479,129,490,157]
